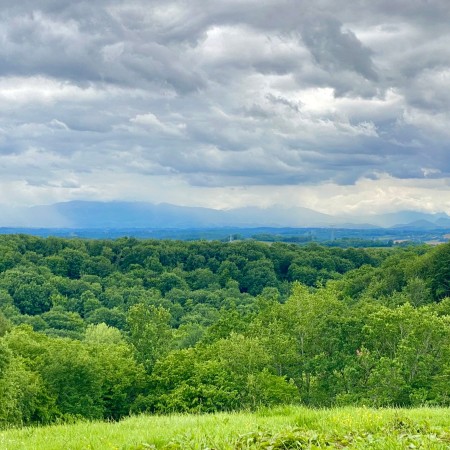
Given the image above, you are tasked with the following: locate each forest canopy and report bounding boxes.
[1,234,450,427]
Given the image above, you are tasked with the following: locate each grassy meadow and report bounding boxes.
[1,406,450,450]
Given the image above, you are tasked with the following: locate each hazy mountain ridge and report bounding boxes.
[1,201,450,229]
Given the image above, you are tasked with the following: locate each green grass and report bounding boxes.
[1,406,450,449]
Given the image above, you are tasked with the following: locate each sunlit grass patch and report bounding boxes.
[1,407,450,449]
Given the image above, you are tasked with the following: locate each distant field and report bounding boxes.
[1,406,450,449]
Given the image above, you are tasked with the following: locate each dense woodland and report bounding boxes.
[1,235,450,427]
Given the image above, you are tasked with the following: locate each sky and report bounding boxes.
[1,0,450,216]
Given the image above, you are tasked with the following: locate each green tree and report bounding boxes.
[0,349,54,427]
[84,325,146,419]
[424,243,450,299]
[127,304,173,371]
[41,306,86,337]
[40,340,104,419]
[157,272,188,295]
[59,248,86,279]
[242,259,278,295]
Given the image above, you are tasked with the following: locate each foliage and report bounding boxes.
[0,235,450,427]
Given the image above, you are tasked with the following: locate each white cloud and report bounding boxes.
[130,113,185,135]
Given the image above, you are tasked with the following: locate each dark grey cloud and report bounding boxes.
[300,17,378,81]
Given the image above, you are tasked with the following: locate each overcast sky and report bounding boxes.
[1,0,449,215]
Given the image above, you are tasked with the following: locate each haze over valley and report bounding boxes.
[2,201,450,230]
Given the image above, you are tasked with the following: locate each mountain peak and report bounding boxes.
[0,201,449,229]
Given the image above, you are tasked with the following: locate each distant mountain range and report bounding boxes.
[1,200,450,230]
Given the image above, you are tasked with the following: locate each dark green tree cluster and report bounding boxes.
[0,234,449,427]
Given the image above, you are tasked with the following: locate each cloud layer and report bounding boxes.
[1,0,449,214]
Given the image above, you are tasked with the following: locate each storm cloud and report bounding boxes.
[0,0,449,214]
